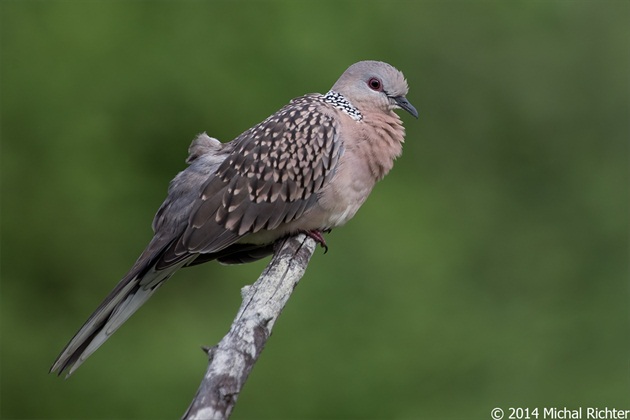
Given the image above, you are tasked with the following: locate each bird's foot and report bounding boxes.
[303,230,328,253]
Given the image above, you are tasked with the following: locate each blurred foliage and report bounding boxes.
[1,1,629,419]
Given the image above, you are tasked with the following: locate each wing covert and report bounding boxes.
[182,95,343,254]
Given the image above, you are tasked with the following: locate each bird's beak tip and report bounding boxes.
[393,96,419,119]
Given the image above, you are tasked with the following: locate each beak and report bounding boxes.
[393,95,419,119]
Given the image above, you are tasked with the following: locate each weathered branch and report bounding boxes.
[182,234,317,420]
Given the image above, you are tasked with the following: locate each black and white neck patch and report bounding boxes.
[323,90,363,121]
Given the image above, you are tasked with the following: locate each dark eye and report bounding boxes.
[367,77,382,91]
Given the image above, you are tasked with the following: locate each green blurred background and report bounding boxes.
[1,1,628,419]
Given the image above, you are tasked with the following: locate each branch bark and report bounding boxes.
[182,234,317,420]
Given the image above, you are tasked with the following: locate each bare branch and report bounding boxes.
[182,234,317,420]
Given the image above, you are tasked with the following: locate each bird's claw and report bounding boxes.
[304,230,328,253]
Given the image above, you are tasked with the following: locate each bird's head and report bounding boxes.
[331,60,418,119]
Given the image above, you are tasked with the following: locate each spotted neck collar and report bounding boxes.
[323,90,363,121]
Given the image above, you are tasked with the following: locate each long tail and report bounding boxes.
[50,241,194,377]
[49,239,275,377]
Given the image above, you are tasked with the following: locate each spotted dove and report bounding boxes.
[50,60,418,376]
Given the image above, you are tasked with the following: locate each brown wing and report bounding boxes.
[158,95,342,268]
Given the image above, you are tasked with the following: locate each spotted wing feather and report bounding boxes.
[159,95,342,266]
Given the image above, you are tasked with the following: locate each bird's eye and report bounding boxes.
[367,77,382,91]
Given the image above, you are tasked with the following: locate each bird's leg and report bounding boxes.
[303,230,328,253]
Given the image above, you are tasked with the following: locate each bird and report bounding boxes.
[50,60,418,377]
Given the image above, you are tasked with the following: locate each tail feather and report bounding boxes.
[50,253,193,377]
[51,232,274,376]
